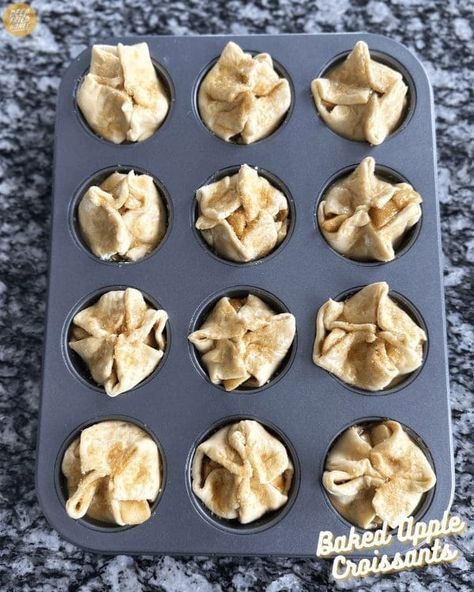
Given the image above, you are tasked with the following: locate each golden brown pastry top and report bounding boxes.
[192,419,293,524]
[77,43,169,143]
[318,157,422,262]
[188,294,296,391]
[323,420,436,529]
[311,41,408,145]
[313,282,426,391]
[69,288,168,396]
[79,170,167,262]
[196,164,289,262]
[198,41,291,144]
[62,420,161,526]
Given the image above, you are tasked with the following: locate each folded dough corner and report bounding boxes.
[192,419,294,524]
[311,40,408,145]
[322,420,436,529]
[77,42,169,143]
[78,170,167,262]
[69,287,168,396]
[318,157,422,262]
[62,420,161,526]
[188,294,296,391]
[198,41,291,144]
[196,164,289,263]
[313,282,426,391]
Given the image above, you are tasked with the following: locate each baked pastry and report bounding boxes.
[313,282,426,391]
[195,164,289,262]
[192,419,293,524]
[77,42,169,143]
[69,288,168,396]
[323,420,436,529]
[62,420,161,526]
[78,170,167,262]
[318,157,422,262]
[188,294,295,391]
[311,41,408,145]
[198,41,291,143]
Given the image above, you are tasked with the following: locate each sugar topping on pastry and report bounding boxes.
[323,420,436,529]
[196,164,289,262]
[78,170,167,262]
[192,419,293,524]
[313,282,426,391]
[77,43,169,143]
[62,420,161,526]
[69,288,168,396]
[311,41,408,145]
[188,294,295,391]
[198,41,291,144]
[318,157,422,262]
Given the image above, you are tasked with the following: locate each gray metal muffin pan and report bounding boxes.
[36,33,454,557]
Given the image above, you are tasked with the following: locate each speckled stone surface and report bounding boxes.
[0,0,472,590]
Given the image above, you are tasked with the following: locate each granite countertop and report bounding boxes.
[0,0,472,590]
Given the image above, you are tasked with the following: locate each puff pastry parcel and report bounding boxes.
[188,294,296,391]
[312,41,408,145]
[323,420,436,529]
[77,43,169,143]
[313,282,426,391]
[78,170,167,262]
[62,421,161,526]
[192,420,293,524]
[69,288,168,396]
[198,41,291,144]
[318,157,422,262]
[196,164,289,262]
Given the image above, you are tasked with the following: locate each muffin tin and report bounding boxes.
[36,33,453,557]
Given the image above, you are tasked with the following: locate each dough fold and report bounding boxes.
[79,170,167,261]
[69,288,168,396]
[77,43,169,143]
[189,294,296,391]
[192,419,293,523]
[311,41,408,145]
[318,157,422,262]
[313,282,426,391]
[198,41,291,143]
[196,164,289,262]
[62,420,161,526]
[323,420,436,529]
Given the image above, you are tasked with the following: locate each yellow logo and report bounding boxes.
[2,3,37,37]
